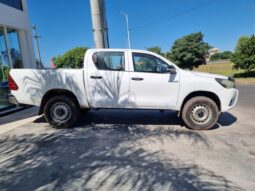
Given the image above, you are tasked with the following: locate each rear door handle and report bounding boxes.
[90,75,103,79]
[131,77,144,81]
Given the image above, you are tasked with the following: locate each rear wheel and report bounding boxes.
[181,96,219,130]
[44,95,80,128]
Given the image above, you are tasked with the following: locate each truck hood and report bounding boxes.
[190,71,228,79]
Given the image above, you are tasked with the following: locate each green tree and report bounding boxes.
[54,47,89,68]
[167,32,211,70]
[235,36,249,52]
[222,51,233,59]
[147,46,165,57]
[231,36,255,71]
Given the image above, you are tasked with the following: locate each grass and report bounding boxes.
[193,62,255,84]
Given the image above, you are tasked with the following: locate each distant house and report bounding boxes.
[209,48,220,56]
[0,0,36,70]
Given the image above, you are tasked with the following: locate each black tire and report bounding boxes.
[44,95,80,128]
[181,96,219,130]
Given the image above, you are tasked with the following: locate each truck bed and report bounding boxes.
[10,69,89,108]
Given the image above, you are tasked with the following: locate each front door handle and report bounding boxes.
[131,77,144,81]
[90,75,103,79]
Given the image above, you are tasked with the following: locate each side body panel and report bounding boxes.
[10,69,89,108]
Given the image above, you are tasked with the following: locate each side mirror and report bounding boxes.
[167,66,177,75]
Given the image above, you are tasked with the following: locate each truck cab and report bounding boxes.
[85,49,180,110]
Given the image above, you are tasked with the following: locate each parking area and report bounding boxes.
[0,84,255,191]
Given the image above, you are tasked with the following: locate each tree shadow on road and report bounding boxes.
[0,115,242,191]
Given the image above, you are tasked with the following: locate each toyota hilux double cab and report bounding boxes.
[8,49,239,130]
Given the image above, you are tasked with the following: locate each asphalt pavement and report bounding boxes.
[0,85,255,191]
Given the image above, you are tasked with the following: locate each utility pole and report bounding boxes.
[120,12,131,49]
[32,24,43,69]
[90,0,109,48]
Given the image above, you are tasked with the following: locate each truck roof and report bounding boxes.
[88,48,155,54]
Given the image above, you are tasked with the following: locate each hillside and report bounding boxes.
[193,62,255,84]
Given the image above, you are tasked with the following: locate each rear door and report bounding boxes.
[86,50,130,108]
[128,52,180,109]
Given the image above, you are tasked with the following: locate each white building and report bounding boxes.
[0,0,35,71]
[209,48,220,56]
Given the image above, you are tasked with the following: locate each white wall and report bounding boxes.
[0,0,36,68]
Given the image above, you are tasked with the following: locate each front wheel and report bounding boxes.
[181,96,219,130]
[44,95,80,128]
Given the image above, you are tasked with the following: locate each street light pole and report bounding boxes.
[120,12,131,49]
[32,24,43,69]
[253,6,255,35]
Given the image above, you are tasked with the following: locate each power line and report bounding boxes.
[131,0,215,31]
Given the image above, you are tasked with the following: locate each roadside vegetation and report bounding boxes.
[54,47,89,68]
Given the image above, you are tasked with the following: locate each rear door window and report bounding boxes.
[92,52,125,71]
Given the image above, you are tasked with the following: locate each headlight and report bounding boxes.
[215,78,235,89]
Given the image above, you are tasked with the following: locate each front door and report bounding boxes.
[129,52,180,109]
[86,51,130,108]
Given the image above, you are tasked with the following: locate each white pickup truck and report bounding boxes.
[8,49,238,130]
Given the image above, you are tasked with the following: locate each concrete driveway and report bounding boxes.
[0,85,255,191]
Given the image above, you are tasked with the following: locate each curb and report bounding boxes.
[0,115,41,135]
[236,82,255,85]
[0,106,32,118]
[0,105,16,112]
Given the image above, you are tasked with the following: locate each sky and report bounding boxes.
[27,0,255,66]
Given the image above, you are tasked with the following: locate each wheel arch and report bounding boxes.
[39,89,80,115]
[178,91,221,116]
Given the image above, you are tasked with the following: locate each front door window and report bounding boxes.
[132,53,170,73]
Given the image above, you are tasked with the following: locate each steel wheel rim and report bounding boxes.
[50,102,71,123]
[190,104,212,125]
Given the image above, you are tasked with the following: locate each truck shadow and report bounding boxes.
[78,109,182,126]
[213,112,237,130]
[78,109,237,130]
[35,109,237,130]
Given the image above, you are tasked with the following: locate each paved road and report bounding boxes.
[0,85,255,191]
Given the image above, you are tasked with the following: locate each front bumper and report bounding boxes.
[221,88,239,112]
